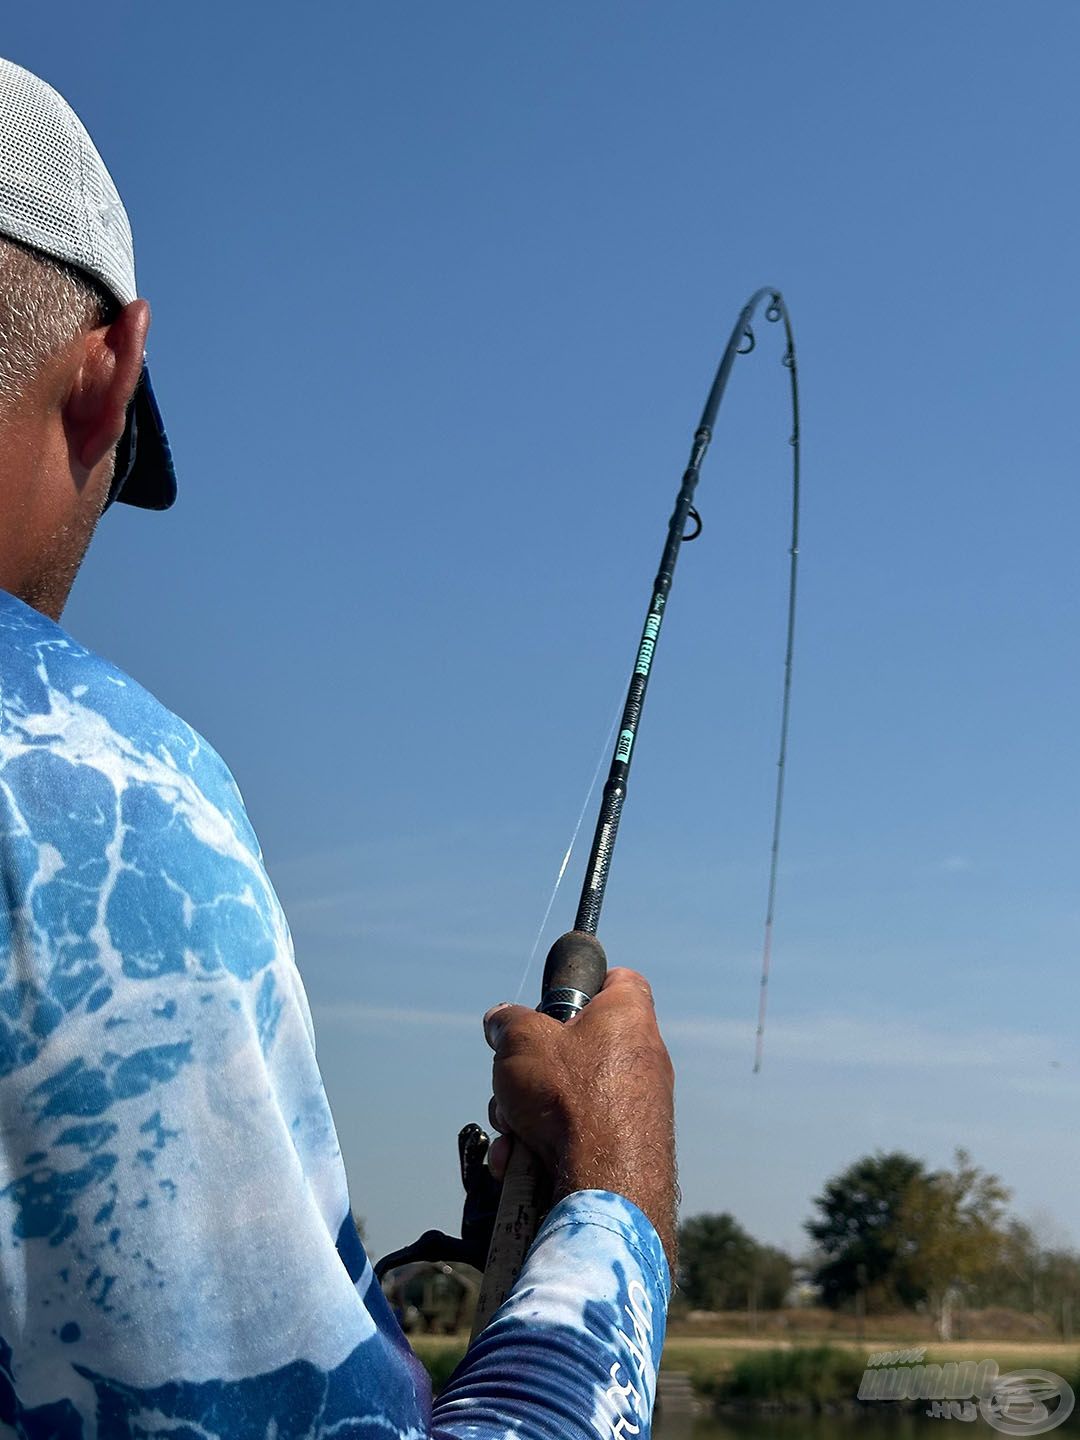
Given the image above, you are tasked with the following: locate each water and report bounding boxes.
[655,1412,944,1440]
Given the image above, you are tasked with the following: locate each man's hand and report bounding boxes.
[483,968,678,1268]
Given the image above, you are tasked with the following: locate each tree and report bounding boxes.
[753,1242,797,1310]
[897,1149,1011,1339]
[679,1213,754,1310]
[805,1151,927,1310]
[966,1217,1037,1311]
[678,1213,793,1310]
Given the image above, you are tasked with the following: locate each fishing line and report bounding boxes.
[516,291,801,1063]
[753,302,800,1072]
[512,686,626,1003]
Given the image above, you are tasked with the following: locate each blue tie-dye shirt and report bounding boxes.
[0,590,670,1438]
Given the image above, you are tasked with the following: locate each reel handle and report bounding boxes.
[470,930,606,1338]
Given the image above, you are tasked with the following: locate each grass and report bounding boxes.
[407,1331,1080,1407]
[409,1335,468,1394]
[663,1339,1080,1407]
[666,1304,1072,1343]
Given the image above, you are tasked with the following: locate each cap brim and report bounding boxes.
[114,366,176,510]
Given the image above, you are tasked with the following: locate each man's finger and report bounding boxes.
[488,1094,508,1134]
[602,967,654,999]
[570,967,656,1019]
[487,1133,511,1182]
[482,1001,553,1053]
[482,1002,513,1050]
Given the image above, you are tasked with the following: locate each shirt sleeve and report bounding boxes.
[433,1192,670,1440]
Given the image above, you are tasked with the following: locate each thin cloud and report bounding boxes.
[938,855,974,874]
[311,1003,1057,1080]
[312,1001,477,1032]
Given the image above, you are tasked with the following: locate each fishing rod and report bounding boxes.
[375,286,801,1338]
[468,285,800,1331]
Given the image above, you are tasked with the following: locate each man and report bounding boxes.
[0,57,677,1438]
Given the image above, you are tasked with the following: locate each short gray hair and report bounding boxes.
[0,234,117,408]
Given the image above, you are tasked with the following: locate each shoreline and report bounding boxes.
[409,1335,1080,1408]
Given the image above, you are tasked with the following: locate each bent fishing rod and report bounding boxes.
[375,286,801,1337]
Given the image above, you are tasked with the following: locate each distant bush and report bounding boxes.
[723,1346,868,1406]
[410,1340,467,1395]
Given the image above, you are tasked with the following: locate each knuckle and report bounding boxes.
[496,1015,543,1057]
[606,967,655,1004]
[487,1005,548,1057]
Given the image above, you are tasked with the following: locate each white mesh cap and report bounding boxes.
[0,57,136,304]
[0,57,175,508]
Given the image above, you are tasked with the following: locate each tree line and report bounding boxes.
[678,1148,1080,1338]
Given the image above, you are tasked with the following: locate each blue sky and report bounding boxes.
[7,2,1079,1260]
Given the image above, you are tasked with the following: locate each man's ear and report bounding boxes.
[65,299,151,472]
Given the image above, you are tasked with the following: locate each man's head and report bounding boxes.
[0,57,175,621]
[0,234,149,619]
